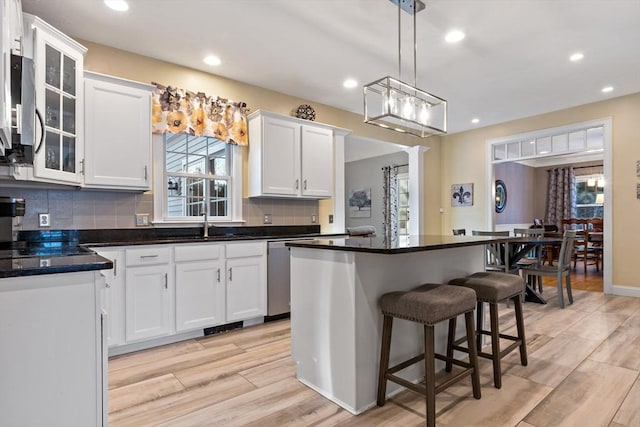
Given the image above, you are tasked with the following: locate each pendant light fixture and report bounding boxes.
[364,0,447,137]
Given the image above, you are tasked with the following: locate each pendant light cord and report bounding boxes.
[397,0,419,88]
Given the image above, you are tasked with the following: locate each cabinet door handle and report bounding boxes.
[216,268,220,283]
[113,259,117,277]
[304,179,307,190]
[295,179,299,190]
[80,158,85,175]
[164,273,168,289]
[228,267,232,281]
[140,254,159,259]
[144,165,148,180]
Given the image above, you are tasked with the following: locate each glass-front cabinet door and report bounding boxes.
[25,15,86,184]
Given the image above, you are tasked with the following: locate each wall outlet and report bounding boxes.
[38,213,50,227]
[263,214,272,224]
[329,214,334,224]
[135,213,150,226]
[311,214,317,224]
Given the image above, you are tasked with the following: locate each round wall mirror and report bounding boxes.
[495,180,507,213]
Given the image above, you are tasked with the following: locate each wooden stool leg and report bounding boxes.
[464,311,481,399]
[377,315,393,406]
[445,317,456,372]
[424,324,436,427]
[475,302,484,351]
[489,302,502,389]
[513,295,528,366]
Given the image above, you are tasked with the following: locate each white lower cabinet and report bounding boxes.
[0,271,105,427]
[110,240,266,352]
[226,242,267,322]
[175,244,225,331]
[125,246,171,342]
[93,248,125,347]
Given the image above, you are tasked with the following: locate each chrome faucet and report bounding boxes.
[202,203,209,238]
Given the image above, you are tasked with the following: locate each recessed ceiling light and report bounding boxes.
[601,86,614,93]
[471,118,479,124]
[569,52,584,61]
[445,30,465,43]
[104,0,129,12]
[343,79,358,89]
[203,55,221,66]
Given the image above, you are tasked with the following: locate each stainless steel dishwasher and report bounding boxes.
[266,239,315,317]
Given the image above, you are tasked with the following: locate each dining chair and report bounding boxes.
[513,228,544,291]
[471,230,511,273]
[518,230,577,308]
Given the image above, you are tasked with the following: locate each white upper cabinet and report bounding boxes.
[248,110,334,199]
[23,14,86,185]
[83,72,152,190]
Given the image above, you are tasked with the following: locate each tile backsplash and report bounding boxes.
[0,187,319,230]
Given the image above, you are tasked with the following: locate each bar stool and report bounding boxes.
[377,283,481,427]
[447,272,527,389]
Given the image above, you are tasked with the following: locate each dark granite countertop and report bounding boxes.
[0,246,113,278]
[1,225,334,278]
[285,234,513,254]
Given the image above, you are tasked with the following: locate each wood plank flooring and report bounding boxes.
[109,276,638,426]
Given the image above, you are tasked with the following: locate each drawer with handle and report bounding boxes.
[125,246,170,266]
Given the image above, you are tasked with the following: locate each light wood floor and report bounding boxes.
[108,280,638,426]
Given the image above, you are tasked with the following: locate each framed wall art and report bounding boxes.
[451,183,473,207]
[348,188,372,218]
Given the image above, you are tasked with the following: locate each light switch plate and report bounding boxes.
[311,214,317,223]
[263,214,272,224]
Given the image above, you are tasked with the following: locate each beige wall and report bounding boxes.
[442,91,640,288]
[78,40,442,232]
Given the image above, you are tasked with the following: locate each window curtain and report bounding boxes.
[545,166,576,228]
[151,82,249,145]
[382,166,399,243]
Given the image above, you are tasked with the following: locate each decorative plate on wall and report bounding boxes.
[495,180,507,213]
[294,104,316,121]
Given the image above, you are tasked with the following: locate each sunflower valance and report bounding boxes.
[151,82,249,145]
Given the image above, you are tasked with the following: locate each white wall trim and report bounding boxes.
[485,117,613,293]
[610,285,640,298]
[406,145,429,235]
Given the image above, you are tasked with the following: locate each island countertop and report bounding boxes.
[286,234,512,254]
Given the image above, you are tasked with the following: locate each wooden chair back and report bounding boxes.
[471,230,511,272]
[558,230,578,271]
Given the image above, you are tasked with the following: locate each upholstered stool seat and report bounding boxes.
[377,283,481,427]
[447,272,527,389]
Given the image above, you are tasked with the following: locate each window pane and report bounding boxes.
[62,55,76,95]
[521,140,535,157]
[62,136,75,172]
[186,155,206,174]
[210,179,228,216]
[586,127,604,148]
[45,45,60,88]
[166,151,186,173]
[166,133,187,153]
[45,131,60,170]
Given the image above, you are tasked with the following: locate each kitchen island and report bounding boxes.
[286,234,511,414]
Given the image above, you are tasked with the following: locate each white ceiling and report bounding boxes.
[21,0,640,135]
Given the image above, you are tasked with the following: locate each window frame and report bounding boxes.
[152,133,243,226]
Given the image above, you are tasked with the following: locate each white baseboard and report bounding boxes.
[609,285,640,298]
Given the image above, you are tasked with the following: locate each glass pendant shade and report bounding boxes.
[364,76,447,137]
